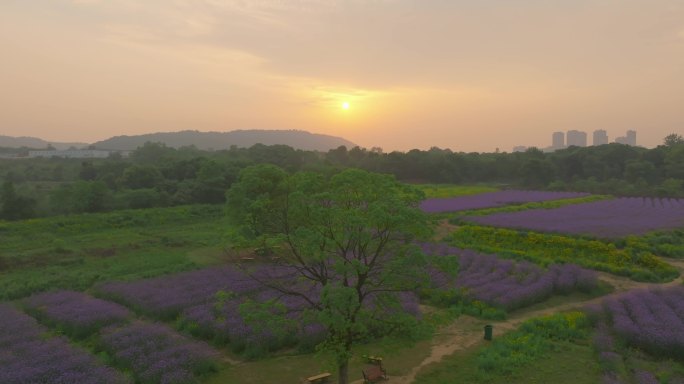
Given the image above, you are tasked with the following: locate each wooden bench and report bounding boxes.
[306,372,331,383]
[362,364,388,383]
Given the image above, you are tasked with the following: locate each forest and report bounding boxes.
[1,133,683,220]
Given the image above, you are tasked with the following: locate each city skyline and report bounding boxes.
[515,129,639,152]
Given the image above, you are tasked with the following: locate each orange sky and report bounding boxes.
[1,0,683,152]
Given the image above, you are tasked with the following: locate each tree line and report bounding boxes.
[1,134,683,220]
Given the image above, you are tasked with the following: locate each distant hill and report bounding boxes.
[91,130,357,151]
[0,135,88,150]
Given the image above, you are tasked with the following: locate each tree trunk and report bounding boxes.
[338,358,349,384]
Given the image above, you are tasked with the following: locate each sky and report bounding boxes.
[1,0,683,152]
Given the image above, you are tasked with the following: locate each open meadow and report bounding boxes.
[2,184,684,384]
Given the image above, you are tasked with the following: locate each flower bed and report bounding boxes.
[0,303,128,384]
[95,266,275,319]
[420,190,590,213]
[99,322,219,383]
[467,197,684,238]
[423,243,598,311]
[588,287,684,360]
[23,290,130,338]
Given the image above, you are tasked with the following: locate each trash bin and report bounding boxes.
[484,324,493,341]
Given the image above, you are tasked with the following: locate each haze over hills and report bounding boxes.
[92,130,356,151]
[0,135,88,150]
[0,130,357,152]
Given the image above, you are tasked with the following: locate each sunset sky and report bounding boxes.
[1,0,683,152]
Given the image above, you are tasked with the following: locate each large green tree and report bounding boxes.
[0,181,35,220]
[227,166,431,384]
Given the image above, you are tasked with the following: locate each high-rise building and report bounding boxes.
[513,146,528,152]
[552,132,565,149]
[593,130,609,146]
[566,130,587,147]
[615,130,637,146]
[626,130,637,146]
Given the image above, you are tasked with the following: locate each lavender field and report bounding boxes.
[420,190,590,213]
[99,322,219,383]
[0,304,129,384]
[96,266,270,319]
[467,197,684,238]
[96,264,422,356]
[23,290,131,338]
[422,243,598,310]
[589,287,684,359]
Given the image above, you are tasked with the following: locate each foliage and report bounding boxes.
[227,165,431,384]
[0,180,35,220]
[664,133,684,147]
[477,312,589,377]
[448,226,679,282]
[634,230,684,259]
[415,184,498,198]
[2,134,684,219]
[0,205,226,300]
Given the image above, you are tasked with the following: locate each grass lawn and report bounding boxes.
[414,340,600,384]
[416,185,498,199]
[207,339,432,384]
[0,205,230,300]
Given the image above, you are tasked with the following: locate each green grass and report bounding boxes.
[449,194,611,217]
[622,230,684,259]
[414,312,600,384]
[416,184,498,199]
[206,338,432,384]
[414,341,600,384]
[0,205,230,300]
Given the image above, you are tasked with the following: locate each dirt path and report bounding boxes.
[358,267,683,384]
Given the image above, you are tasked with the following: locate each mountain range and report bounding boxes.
[0,130,356,152]
[0,135,88,150]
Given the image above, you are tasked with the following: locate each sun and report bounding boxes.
[341,102,350,110]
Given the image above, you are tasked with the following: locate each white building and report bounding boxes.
[552,131,565,150]
[566,130,587,147]
[28,149,112,159]
[593,130,609,146]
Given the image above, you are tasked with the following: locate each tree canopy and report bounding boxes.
[227,166,432,384]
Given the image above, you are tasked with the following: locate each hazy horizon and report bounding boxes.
[2,1,683,152]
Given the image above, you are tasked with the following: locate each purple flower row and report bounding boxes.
[0,304,128,384]
[181,290,323,355]
[420,190,589,213]
[422,243,598,310]
[593,286,684,359]
[23,290,130,338]
[96,266,278,319]
[99,322,219,384]
[467,197,684,238]
[96,264,421,355]
[181,287,421,356]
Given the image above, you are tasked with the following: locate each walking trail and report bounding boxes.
[352,260,684,384]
